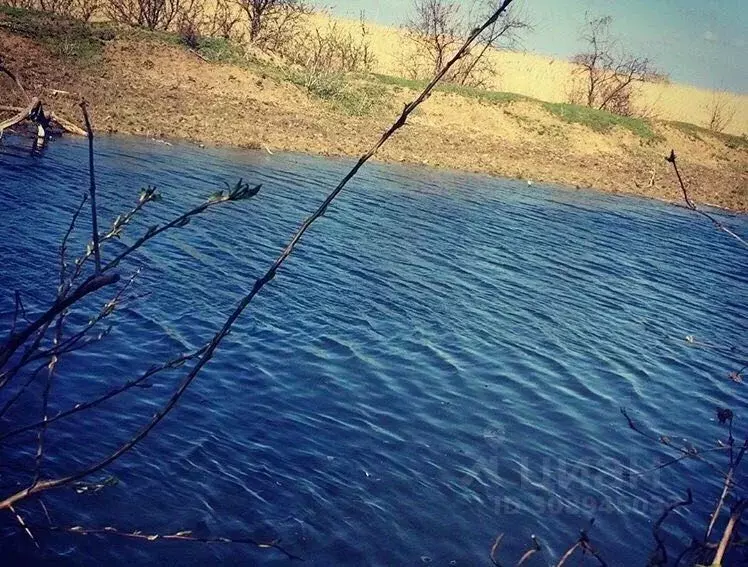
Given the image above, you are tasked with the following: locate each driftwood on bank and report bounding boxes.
[0,61,86,138]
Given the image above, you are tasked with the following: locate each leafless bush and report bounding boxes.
[70,0,100,21]
[282,19,376,75]
[106,0,196,31]
[0,0,37,10]
[706,90,737,133]
[37,0,75,16]
[279,17,378,111]
[205,0,243,40]
[403,0,529,88]
[234,0,312,52]
[569,14,663,117]
[175,0,205,48]
[0,0,97,21]
[403,0,462,79]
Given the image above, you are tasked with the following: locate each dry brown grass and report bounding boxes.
[321,15,747,136]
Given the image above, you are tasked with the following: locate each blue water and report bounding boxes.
[0,135,746,566]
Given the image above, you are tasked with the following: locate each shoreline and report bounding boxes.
[1,20,746,211]
[49,130,742,217]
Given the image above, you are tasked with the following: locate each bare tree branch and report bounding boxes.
[79,101,102,274]
[0,345,207,444]
[8,522,302,560]
[665,150,748,248]
[0,0,519,515]
[648,489,693,566]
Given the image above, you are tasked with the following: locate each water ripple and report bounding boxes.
[0,136,746,565]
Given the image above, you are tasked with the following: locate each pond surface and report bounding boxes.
[0,135,746,566]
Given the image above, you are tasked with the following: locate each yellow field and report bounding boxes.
[320,15,748,136]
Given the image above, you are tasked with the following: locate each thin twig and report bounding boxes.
[8,504,38,548]
[39,499,52,525]
[666,150,748,248]
[620,408,748,491]
[33,269,141,363]
[9,523,302,560]
[0,0,518,514]
[67,187,158,286]
[489,533,505,566]
[33,313,64,484]
[649,489,693,566]
[80,101,102,274]
[712,499,748,565]
[705,440,748,541]
[101,181,259,273]
[0,345,207,444]
[0,273,120,370]
[517,535,542,566]
[557,521,606,567]
[633,445,730,476]
[555,541,581,567]
[59,193,89,290]
[10,290,27,336]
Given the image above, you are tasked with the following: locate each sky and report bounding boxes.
[319,0,748,93]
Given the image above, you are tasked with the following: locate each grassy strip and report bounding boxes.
[542,101,659,140]
[371,73,532,104]
[668,121,748,149]
[285,70,388,116]
[0,5,115,61]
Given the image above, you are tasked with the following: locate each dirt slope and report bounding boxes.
[1,30,746,210]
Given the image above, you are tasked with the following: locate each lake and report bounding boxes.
[0,135,746,566]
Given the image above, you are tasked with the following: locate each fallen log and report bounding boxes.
[0,99,86,137]
[0,62,86,139]
[0,97,41,132]
[48,111,87,136]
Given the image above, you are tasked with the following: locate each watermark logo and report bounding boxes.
[458,423,669,517]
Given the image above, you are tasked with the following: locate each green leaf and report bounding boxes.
[207,190,225,203]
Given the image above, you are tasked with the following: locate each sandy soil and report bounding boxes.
[1,31,746,210]
[314,15,748,137]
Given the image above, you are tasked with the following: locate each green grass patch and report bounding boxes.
[193,36,247,65]
[0,5,238,65]
[370,73,532,105]
[668,121,748,149]
[287,70,386,116]
[542,102,659,140]
[0,5,113,61]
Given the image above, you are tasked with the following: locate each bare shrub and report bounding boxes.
[175,0,204,48]
[0,0,97,21]
[205,0,243,40]
[234,0,312,51]
[706,90,737,133]
[0,0,37,10]
[403,0,529,88]
[281,19,380,114]
[282,20,376,75]
[403,0,462,78]
[569,14,663,117]
[106,0,195,30]
[38,0,75,16]
[71,0,100,21]
[453,0,529,88]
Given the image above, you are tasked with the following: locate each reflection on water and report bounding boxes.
[0,135,746,565]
